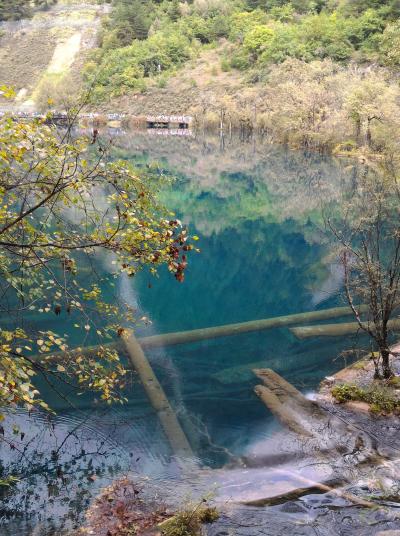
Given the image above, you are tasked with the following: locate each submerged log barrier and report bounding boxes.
[38,304,370,363]
[242,475,345,507]
[277,472,377,509]
[137,305,370,347]
[253,368,323,437]
[291,318,400,339]
[254,368,322,416]
[254,385,314,437]
[243,470,375,508]
[122,330,194,458]
[253,368,376,461]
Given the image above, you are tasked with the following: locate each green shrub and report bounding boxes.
[230,49,252,70]
[228,10,269,42]
[378,20,400,66]
[157,75,168,88]
[331,383,364,403]
[332,382,400,414]
[0,0,32,21]
[220,58,231,71]
[258,23,306,64]
[160,504,219,536]
[270,4,295,22]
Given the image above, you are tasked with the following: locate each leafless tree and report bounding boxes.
[327,164,400,378]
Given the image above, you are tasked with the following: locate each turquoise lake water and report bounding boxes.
[0,132,372,534]
[119,133,361,460]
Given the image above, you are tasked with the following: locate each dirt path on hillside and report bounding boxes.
[47,32,83,75]
[0,1,101,109]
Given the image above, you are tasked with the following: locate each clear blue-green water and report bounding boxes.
[1,132,371,534]
[115,134,358,459]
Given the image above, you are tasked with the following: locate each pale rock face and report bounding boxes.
[16,88,27,101]
[323,375,336,386]
[345,400,370,413]
[47,32,82,75]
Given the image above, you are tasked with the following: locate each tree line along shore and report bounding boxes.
[2,0,400,156]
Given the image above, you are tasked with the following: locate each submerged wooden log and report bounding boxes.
[291,318,400,339]
[254,368,324,419]
[254,385,314,437]
[284,472,377,509]
[252,369,376,471]
[243,471,376,508]
[242,477,345,507]
[122,330,194,458]
[138,305,369,348]
[37,304,370,363]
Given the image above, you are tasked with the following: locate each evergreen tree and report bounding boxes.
[111,0,151,43]
[0,0,31,21]
[168,0,181,22]
[0,0,57,21]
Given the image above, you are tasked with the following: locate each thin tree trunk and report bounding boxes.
[366,118,372,147]
[381,348,393,379]
[355,117,361,142]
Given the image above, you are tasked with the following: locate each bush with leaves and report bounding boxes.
[378,19,400,66]
[0,86,195,415]
[0,0,31,21]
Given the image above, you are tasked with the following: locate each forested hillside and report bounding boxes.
[78,0,400,153]
[2,0,400,153]
[88,0,400,99]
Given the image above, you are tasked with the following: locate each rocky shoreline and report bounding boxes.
[75,358,400,536]
[318,344,400,416]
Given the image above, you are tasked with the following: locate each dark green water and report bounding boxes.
[1,132,370,534]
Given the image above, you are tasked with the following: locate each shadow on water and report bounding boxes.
[2,131,398,535]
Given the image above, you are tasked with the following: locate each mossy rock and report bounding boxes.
[389,375,400,387]
[351,359,368,370]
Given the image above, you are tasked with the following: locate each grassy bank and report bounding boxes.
[320,344,400,415]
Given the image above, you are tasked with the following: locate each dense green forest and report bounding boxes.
[86,0,400,99]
